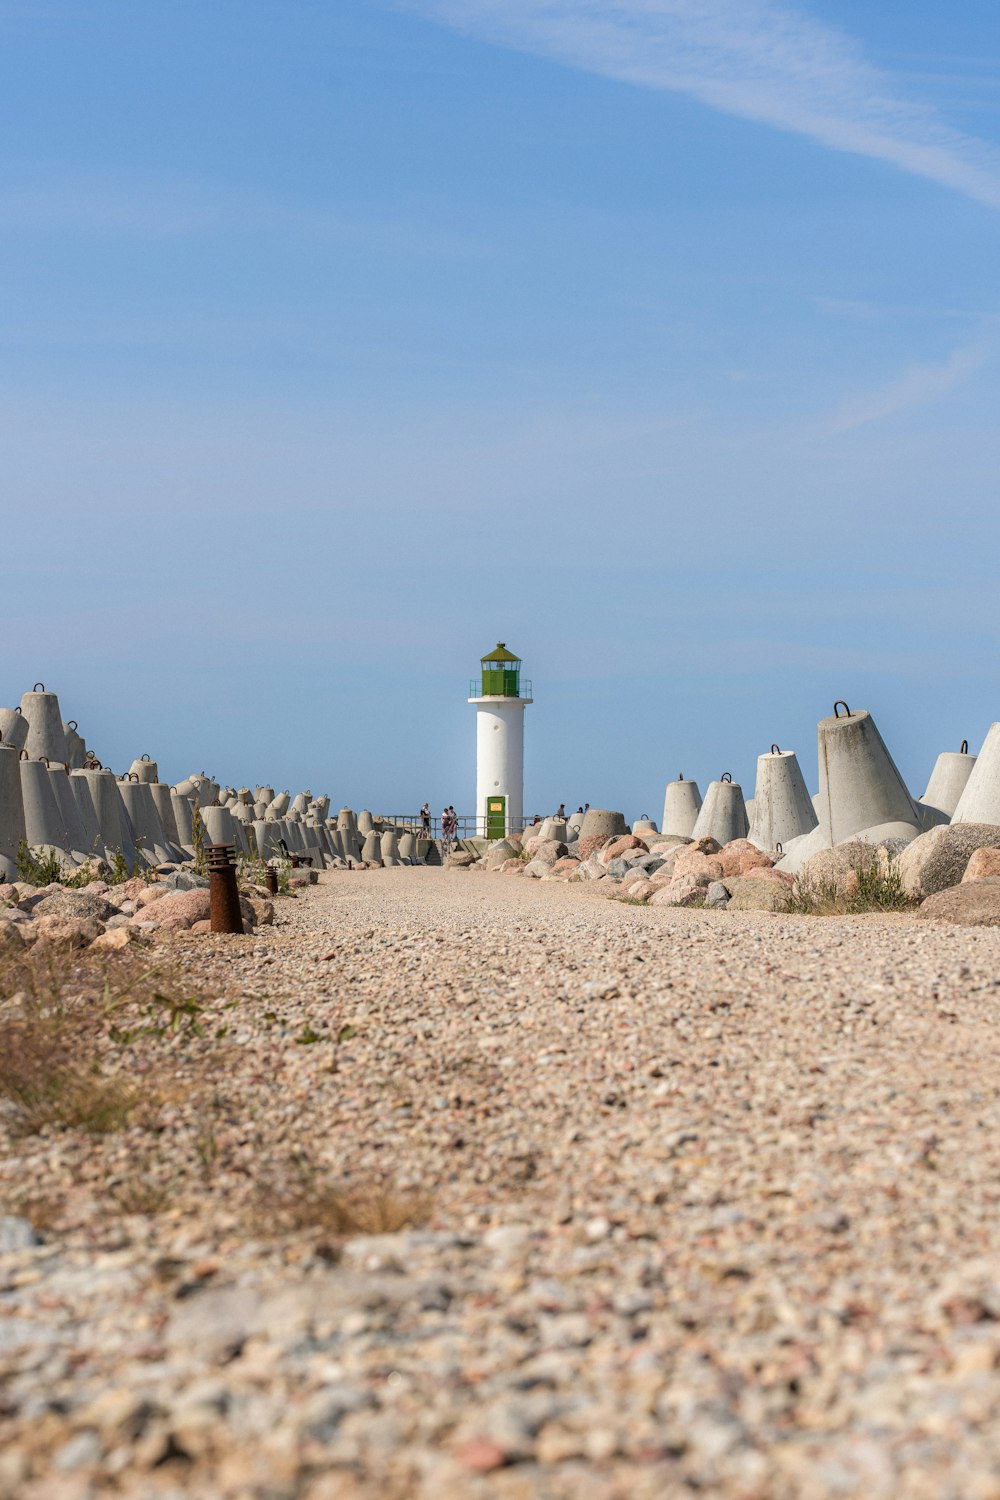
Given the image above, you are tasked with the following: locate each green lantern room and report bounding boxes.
[479,643,522,698]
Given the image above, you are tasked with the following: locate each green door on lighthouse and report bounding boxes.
[486,796,506,840]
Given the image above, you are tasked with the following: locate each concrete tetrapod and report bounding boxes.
[0,744,27,879]
[149,784,184,852]
[255,786,275,806]
[0,708,29,753]
[129,757,159,784]
[69,772,107,860]
[692,777,749,844]
[20,758,75,861]
[815,704,920,843]
[48,763,94,860]
[19,686,70,766]
[380,830,401,867]
[778,703,921,872]
[398,831,418,864]
[360,831,381,865]
[579,809,628,841]
[270,792,291,818]
[662,777,702,838]
[201,804,246,856]
[537,818,568,843]
[119,779,179,865]
[171,793,196,855]
[747,748,818,853]
[337,808,358,833]
[63,722,86,769]
[253,820,284,862]
[952,723,1000,826]
[358,810,374,835]
[920,741,977,821]
[76,770,141,868]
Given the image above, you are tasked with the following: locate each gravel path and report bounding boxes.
[4,868,1000,1498]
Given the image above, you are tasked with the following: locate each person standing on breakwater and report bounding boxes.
[421,803,431,837]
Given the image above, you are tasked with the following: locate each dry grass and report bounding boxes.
[257,1152,432,1239]
[781,859,917,917]
[0,945,212,1137]
[0,1020,138,1135]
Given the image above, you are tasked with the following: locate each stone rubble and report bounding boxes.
[4,871,1000,1497]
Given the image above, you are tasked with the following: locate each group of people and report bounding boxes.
[420,803,459,843]
[419,800,589,841]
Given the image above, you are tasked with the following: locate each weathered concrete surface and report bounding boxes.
[953,722,1000,827]
[748,748,817,852]
[662,777,702,838]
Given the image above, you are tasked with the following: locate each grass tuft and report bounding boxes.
[257,1152,431,1238]
[782,852,917,916]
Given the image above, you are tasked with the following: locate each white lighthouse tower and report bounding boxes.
[469,643,532,838]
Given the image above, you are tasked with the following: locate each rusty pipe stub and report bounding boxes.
[264,866,279,896]
[205,843,245,935]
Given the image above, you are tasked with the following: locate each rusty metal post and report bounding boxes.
[205,843,245,934]
[264,865,278,896]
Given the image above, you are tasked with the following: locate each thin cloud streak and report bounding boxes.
[826,339,992,433]
[407,0,1000,208]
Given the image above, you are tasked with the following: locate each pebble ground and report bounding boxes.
[4,868,1000,1499]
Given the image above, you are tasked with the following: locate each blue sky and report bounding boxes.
[2,0,999,817]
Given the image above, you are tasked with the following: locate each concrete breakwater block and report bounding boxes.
[73,769,141,867]
[662,778,702,838]
[0,707,29,753]
[579,809,628,841]
[952,724,1000,827]
[119,779,179,865]
[748,748,817,853]
[921,743,976,821]
[19,686,69,766]
[48,762,92,859]
[20,758,71,858]
[380,830,401,867]
[692,778,749,846]
[129,756,158,784]
[0,743,27,879]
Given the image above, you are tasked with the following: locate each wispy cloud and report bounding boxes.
[826,338,992,433]
[406,0,1000,208]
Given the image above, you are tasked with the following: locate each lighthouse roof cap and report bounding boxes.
[481,642,520,664]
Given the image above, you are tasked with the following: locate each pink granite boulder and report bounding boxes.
[963,848,1000,883]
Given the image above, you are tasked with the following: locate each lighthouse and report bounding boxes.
[469,643,532,838]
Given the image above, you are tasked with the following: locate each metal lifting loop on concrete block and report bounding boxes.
[776,842,783,854]
[771,744,781,754]
[39,756,49,767]
[961,739,969,754]
[68,720,77,731]
[834,701,851,719]
[721,772,732,783]
[19,750,28,761]
[33,683,44,692]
